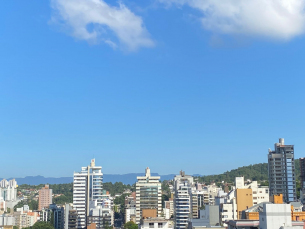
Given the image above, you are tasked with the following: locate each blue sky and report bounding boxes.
[1,0,305,178]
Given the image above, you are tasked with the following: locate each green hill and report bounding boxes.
[197,159,300,184]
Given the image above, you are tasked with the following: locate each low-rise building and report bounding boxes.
[139,218,173,229]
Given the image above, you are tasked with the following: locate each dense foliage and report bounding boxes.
[124,221,138,229]
[18,183,73,205]
[14,199,38,211]
[103,182,135,196]
[23,221,55,229]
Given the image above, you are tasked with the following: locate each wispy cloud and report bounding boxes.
[50,0,154,50]
[159,0,305,40]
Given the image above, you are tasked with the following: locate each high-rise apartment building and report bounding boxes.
[173,171,194,229]
[268,138,296,203]
[0,179,17,202]
[73,159,104,229]
[136,168,162,224]
[38,185,53,211]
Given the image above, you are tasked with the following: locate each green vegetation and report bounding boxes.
[124,221,138,229]
[18,183,73,205]
[103,182,135,196]
[197,159,300,184]
[23,221,55,229]
[14,199,38,211]
[114,193,129,220]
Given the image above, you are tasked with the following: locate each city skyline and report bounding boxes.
[1,0,305,178]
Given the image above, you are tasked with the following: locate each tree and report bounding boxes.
[162,194,169,207]
[27,221,55,229]
[104,221,113,229]
[124,221,138,229]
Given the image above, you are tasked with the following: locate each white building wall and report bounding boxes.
[73,168,88,229]
[259,204,292,229]
[140,220,172,229]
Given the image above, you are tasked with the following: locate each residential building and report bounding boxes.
[13,206,38,229]
[139,217,173,229]
[41,204,64,229]
[163,199,174,220]
[87,200,113,229]
[219,177,269,225]
[64,204,77,229]
[0,214,15,228]
[0,179,17,202]
[173,171,194,229]
[136,168,162,224]
[73,159,105,229]
[125,194,136,223]
[73,166,88,229]
[38,185,52,211]
[268,138,296,202]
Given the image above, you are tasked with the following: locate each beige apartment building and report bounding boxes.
[38,185,52,210]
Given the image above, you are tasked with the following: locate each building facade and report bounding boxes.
[38,185,53,211]
[268,138,296,202]
[173,171,194,229]
[136,168,162,224]
[73,159,106,229]
[0,179,17,202]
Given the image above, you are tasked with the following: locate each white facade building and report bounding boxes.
[0,214,15,227]
[73,159,104,229]
[174,171,194,229]
[139,218,173,229]
[73,166,88,229]
[259,204,302,229]
[126,208,136,223]
[0,179,17,202]
[164,199,174,220]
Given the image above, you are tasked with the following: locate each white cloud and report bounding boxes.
[160,0,305,40]
[51,0,154,50]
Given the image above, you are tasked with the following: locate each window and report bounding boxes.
[158,223,163,228]
[149,223,154,228]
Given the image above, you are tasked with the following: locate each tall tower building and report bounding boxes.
[136,168,162,224]
[38,185,53,211]
[173,171,194,229]
[73,159,103,229]
[268,138,296,203]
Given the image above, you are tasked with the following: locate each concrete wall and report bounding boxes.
[259,204,291,229]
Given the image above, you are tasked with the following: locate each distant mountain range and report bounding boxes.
[7,159,299,186]
[0,173,201,185]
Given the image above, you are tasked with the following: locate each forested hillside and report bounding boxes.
[197,159,300,184]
